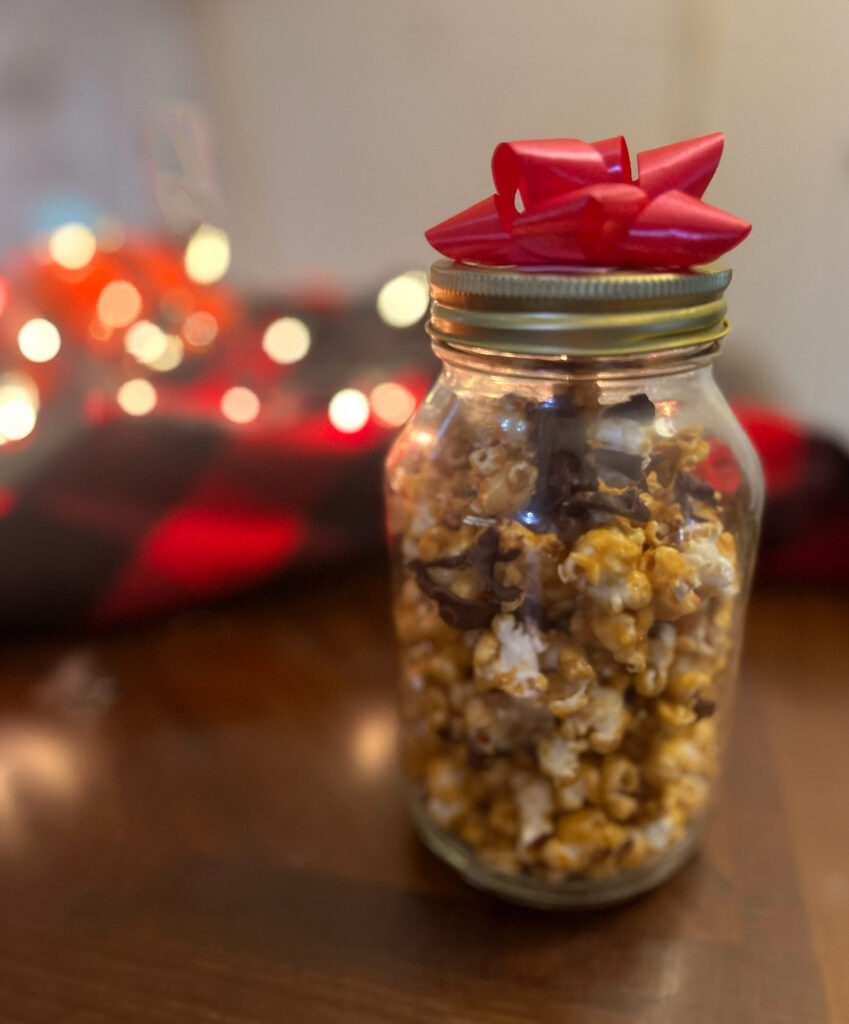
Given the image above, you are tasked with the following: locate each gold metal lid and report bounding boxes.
[427,259,732,356]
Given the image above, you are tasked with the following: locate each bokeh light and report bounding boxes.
[125,322,183,372]
[376,270,429,328]
[183,311,218,347]
[48,222,97,271]
[0,723,84,845]
[0,377,39,442]
[328,388,369,433]
[148,334,184,372]
[262,316,311,365]
[351,709,397,778]
[184,224,231,285]
[221,386,260,424]
[369,382,416,427]
[117,378,157,416]
[125,320,167,364]
[17,318,61,363]
[97,280,143,329]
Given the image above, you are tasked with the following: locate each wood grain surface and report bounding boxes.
[0,567,846,1024]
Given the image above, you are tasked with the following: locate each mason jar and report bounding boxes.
[385,260,763,908]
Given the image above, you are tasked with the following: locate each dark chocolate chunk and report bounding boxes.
[523,394,591,533]
[408,561,499,630]
[466,747,492,769]
[676,471,719,504]
[551,506,587,545]
[603,393,656,423]
[568,488,651,523]
[591,447,645,479]
[692,697,716,720]
[647,450,677,488]
[675,471,718,524]
[407,525,522,630]
[523,392,654,538]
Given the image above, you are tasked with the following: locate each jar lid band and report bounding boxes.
[427,259,731,356]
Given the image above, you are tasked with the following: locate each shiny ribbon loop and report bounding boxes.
[426,133,750,269]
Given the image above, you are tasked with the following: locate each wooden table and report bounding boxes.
[0,567,846,1024]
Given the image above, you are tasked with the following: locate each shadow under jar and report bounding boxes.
[385,260,763,908]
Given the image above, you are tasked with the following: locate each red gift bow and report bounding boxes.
[425,133,750,268]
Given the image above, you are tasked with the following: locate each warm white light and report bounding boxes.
[0,378,38,442]
[148,334,184,372]
[0,398,37,441]
[0,724,85,844]
[125,320,166,363]
[48,222,97,271]
[117,378,157,416]
[370,382,416,427]
[328,388,369,433]
[183,311,218,347]
[125,322,182,371]
[184,224,231,285]
[17,318,61,363]
[352,710,397,778]
[221,386,260,424]
[97,280,142,329]
[262,316,311,365]
[376,270,429,328]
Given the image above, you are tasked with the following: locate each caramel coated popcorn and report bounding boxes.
[389,389,741,886]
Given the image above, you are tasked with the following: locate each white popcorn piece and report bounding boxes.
[537,733,580,782]
[680,524,738,595]
[513,774,555,849]
[475,614,548,700]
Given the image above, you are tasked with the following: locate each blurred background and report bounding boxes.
[0,0,847,629]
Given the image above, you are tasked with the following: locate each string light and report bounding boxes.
[376,270,429,328]
[18,319,61,363]
[183,311,218,347]
[0,377,39,441]
[369,382,416,427]
[97,280,142,329]
[117,378,157,416]
[262,317,311,365]
[328,388,369,433]
[125,320,167,363]
[48,223,97,271]
[148,334,184,372]
[221,386,260,424]
[184,224,231,285]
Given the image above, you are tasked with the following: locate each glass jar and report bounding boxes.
[385,260,763,908]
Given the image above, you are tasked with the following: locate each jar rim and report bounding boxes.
[428,259,732,357]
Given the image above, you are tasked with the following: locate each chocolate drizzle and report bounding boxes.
[676,471,719,504]
[674,471,719,523]
[408,526,521,630]
[521,392,655,541]
[567,487,651,523]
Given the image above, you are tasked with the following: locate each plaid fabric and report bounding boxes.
[0,235,433,630]
[732,402,849,584]
[1,237,845,630]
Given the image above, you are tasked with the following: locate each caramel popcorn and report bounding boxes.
[388,387,746,891]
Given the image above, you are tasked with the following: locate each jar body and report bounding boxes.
[385,345,762,907]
